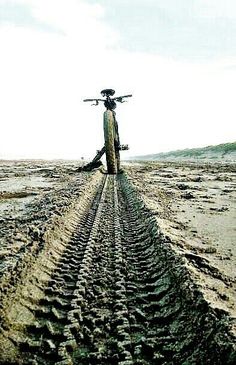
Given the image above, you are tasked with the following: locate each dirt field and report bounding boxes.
[0,160,235,364]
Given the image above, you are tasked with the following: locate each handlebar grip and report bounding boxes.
[119,94,132,98]
[83,98,105,102]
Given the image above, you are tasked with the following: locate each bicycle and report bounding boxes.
[83,89,132,174]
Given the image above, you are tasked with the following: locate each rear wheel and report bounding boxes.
[103,110,118,174]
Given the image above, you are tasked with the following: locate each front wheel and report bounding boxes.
[103,110,118,174]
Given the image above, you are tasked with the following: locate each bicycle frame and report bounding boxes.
[83,89,132,174]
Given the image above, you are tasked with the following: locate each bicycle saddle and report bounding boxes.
[101,89,115,97]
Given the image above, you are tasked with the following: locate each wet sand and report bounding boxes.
[0,160,235,363]
[126,161,236,320]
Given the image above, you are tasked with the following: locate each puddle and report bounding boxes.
[0,195,36,217]
[0,176,53,193]
[0,175,54,218]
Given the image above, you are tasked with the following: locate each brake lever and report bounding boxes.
[116,97,126,103]
[114,95,132,103]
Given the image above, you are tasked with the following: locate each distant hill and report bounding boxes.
[131,142,236,162]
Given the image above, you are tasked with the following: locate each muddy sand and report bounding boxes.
[0,160,235,364]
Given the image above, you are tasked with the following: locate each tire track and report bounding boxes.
[22,175,109,364]
[0,172,235,364]
[118,174,235,364]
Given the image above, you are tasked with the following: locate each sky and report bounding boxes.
[0,0,236,159]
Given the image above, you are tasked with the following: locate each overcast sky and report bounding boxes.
[0,0,236,159]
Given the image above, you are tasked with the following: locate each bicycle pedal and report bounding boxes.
[120,144,129,151]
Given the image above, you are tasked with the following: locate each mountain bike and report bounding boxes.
[83,89,132,174]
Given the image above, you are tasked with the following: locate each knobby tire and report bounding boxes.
[103,110,117,174]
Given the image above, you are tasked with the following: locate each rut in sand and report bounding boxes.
[0,173,235,364]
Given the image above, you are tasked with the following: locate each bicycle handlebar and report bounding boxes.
[114,94,132,100]
[83,93,132,109]
[83,95,132,103]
